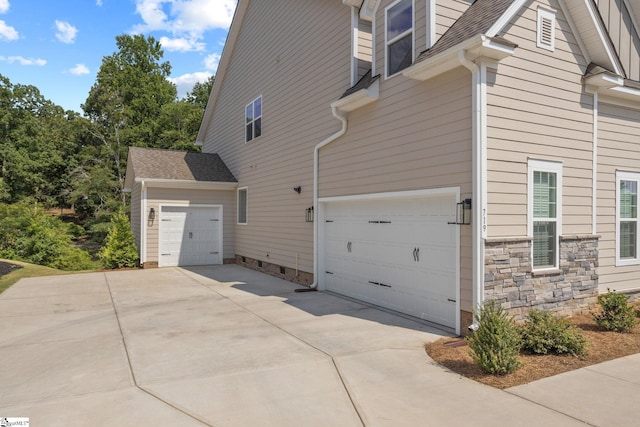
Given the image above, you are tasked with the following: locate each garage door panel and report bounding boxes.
[323,195,458,329]
[159,206,222,267]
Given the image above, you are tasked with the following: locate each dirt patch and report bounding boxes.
[0,261,22,278]
[425,313,640,389]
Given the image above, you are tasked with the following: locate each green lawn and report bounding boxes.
[0,259,72,294]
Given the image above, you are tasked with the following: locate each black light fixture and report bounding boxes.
[293,186,301,194]
[305,206,314,222]
[448,199,471,225]
[148,207,156,220]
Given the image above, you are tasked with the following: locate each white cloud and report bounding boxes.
[0,55,46,66]
[0,0,9,14]
[69,64,90,75]
[203,52,220,71]
[55,20,78,44]
[132,0,236,34]
[160,35,204,52]
[169,71,212,98]
[96,0,103,6]
[0,20,18,40]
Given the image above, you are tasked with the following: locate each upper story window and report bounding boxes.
[528,159,562,270]
[385,0,413,77]
[617,171,639,265]
[245,96,262,142]
[537,7,556,51]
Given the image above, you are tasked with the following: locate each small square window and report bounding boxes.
[245,96,262,142]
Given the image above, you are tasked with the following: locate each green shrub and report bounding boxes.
[466,302,522,375]
[520,310,587,357]
[99,209,139,269]
[52,246,96,271]
[593,289,638,333]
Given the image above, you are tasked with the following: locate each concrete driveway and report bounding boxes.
[0,265,638,426]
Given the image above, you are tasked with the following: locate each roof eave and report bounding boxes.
[403,35,516,82]
[585,73,640,103]
[331,78,379,113]
[136,178,238,191]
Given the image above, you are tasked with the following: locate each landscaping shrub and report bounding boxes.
[99,209,139,269]
[466,302,522,375]
[593,289,638,333]
[520,310,587,357]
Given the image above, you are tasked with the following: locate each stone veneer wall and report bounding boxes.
[484,235,599,321]
[235,255,314,286]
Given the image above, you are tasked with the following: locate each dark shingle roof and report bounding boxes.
[415,0,515,63]
[127,147,237,183]
[339,70,381,99]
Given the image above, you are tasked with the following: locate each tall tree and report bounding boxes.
[185,75,215,109]
[82,34,177,200]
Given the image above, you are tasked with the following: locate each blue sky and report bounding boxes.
[0,0,237,112]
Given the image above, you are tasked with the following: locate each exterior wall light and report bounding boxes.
[149,207,155,220]
[306,206,314,223]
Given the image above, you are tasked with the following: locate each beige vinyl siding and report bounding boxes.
[201,0,351,274]
[597,102,640,292]
[319,65,474,311]
[596,0,640,81]
[131,182,142,251]
[145,188,236,263]
[486,0,593,238]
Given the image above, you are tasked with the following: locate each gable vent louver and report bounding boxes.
[537,7,556,52]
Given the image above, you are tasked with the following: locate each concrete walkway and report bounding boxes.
[0,265,637,426]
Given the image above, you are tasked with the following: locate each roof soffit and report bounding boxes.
[360,0,380,22]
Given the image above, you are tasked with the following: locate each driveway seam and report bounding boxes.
[103,272,213,427]
[503,389,597,426]
[177,268,367,427]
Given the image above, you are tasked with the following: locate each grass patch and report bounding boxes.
[0,259,71,294]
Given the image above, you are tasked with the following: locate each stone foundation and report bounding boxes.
[235,254,314,286]
[484,235,599,321]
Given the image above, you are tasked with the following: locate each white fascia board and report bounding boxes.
[331,79,379,113]
[485,0,529,36]
[137,178,237,191]
[584,73,625,88]
[403,35,515,81]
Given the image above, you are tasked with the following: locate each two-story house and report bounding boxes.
[125,0,640,335]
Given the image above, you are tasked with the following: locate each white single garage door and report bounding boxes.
[322,194,458,328]
[159,205,222,267]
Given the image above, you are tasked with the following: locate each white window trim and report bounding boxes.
[528,159,563,271]
[245,96,262,143]
[384,0,414,79]
[426,0,435,49]
[537,6,556,52]
[616,171,640,266]
[237,187,248,225]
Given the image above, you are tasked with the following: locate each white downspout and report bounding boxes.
[310,107,348,289]
[592,90,598,235]
[141,180,147,265]
[459,51,486,330]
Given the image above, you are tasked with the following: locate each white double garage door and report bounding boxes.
[320,191,459,330]
[158,205,223,267]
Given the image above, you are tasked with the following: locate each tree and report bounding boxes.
[99,208,139,269]
[83,34,177,201]
[185,75,215,109]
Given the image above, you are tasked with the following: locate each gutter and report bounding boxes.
[458,51,487,331]
[304,107,348,290]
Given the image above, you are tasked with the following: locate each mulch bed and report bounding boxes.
[425,313,640,389]
[0,261,22,278]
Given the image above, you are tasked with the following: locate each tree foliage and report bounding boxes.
[99,209,139,269]
[0,32,214,268]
